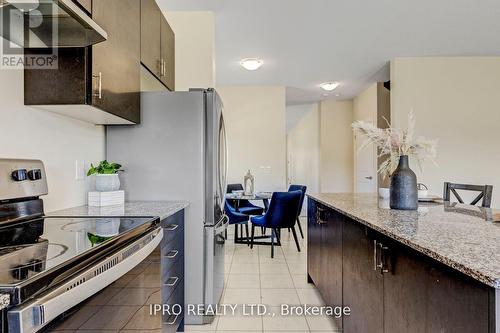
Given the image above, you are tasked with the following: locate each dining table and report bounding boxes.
[225,192,276,246]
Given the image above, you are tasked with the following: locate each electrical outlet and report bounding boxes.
[259,166,272,174]
[75,160,86,181]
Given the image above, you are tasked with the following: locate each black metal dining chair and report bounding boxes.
[443,182,493,208]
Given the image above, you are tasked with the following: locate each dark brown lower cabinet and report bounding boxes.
[307,198,496,333]
[307,198,321,285]
[342,218,383,333]
[383,236,491,333]
[307,200,343,330]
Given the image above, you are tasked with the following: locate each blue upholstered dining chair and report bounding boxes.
[226,184,264,215]
[224,200,250,244]
[288,185,307,239]
[250,191,302,258]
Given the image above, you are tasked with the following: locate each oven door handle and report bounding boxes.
[7,228,163,333]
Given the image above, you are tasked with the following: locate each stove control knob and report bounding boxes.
[12,265,29,280]
[11,169,27,181]
[28,169,42,181]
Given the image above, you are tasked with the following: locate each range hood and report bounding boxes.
[0,0,107,47]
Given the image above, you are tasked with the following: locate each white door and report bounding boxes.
[354,121,377,193]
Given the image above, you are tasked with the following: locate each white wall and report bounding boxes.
[217,86,287,192]
[320,100,354,193]
[391,57,500,207]
[163,11,215,90]
[286,104,317,133]
[287,104,320,197]
[0,65,105,212]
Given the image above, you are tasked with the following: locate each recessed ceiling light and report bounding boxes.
[240,58,263,71]
[319,82,340,91]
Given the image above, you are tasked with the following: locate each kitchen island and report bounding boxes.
[307,193,499,333]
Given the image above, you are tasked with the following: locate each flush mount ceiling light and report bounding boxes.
[319,82,340,91]
[240,58,263,71]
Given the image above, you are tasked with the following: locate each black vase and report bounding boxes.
[390,155,418,210]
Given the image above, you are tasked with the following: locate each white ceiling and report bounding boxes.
[158,0,500,105]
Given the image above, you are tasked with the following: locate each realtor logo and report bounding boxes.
[0,0,58,69]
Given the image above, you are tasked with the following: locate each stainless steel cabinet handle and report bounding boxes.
[365,176,373,180]
[164,224,179,231]
[379,244,389,273]
[376,242,384,270]
[165,276,179,287]
[165,250,178,259]
[316,207,327,225]
[93,72,102,99]
[162,58,166,76]
[373,240,389,273]
[165,313,179,325]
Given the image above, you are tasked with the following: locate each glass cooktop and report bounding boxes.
[0,216,157,286]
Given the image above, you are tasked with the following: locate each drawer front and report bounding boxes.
[161,218,184,246]
[162,236,183,273]
[161,210,185,231]
[162,278,184,332]
[162,255,184,300]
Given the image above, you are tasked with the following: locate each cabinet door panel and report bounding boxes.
[141,0,161,77]
[383,238,491,333]
[383,241,430,333]
[75,0,91,13]
[342,218,383,333]
[426,261,490,333]
[322,209,343,329]
[307,199,321,284]
[160,16,175,90]
[92,0,141,123]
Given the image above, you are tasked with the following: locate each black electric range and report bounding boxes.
[0,215,158,305]
[0,159,162,333]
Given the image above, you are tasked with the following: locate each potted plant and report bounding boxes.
[87,160,123,192]
[352,111,438,210]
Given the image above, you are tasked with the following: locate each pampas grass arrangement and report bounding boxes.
[352,110,438,178]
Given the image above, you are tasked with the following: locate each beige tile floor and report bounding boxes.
[184,218,340,333]
[46,218,340,333]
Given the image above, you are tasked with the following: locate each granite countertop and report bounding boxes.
[308,193,500,289]
[48,201,189,221]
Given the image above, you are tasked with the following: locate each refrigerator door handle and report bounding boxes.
[218,114,228,211]
[220,114,228,207]
[214,215,229,235]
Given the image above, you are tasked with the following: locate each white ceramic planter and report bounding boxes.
[378,187,390,199]
[95,174,120,192]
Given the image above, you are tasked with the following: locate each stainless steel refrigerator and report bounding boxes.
[106,89,228,324]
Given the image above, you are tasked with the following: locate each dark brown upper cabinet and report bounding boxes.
[160,16,175,90]
[91,0,141,123]
[140,0,175,91]
[24,0,141,124]
[75,0,92,13]
[140,0,161,77]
